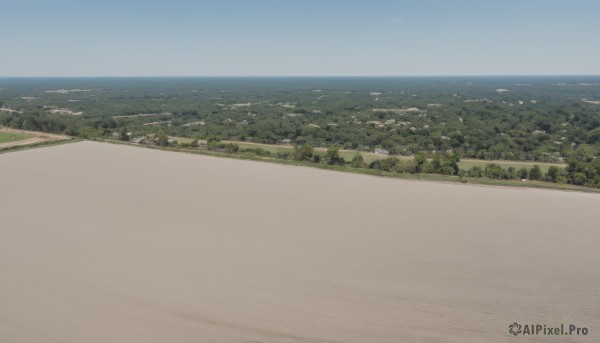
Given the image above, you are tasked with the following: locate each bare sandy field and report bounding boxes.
[0,141,599,342]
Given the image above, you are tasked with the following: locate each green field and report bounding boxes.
[170,136,565,172]
[235,142,386,163]
[185,139,390,164]
[337,150,394,164]
[232,141,564,171]
[234,141,297,154]
[234,142,565,171]
[0,131,34,144]
[457,159,564,173]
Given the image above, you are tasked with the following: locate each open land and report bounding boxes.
[1,141,598,342]
[170,136,564,172]
[0,127,71,150]
[0,131,33,144]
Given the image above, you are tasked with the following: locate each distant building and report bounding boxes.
[374,149,389,156]
[131,136,146,144]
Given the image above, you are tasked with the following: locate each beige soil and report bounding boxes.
[0,141,598,342]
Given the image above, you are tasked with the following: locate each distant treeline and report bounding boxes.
[1,77,599,188]
[126,133,600,189]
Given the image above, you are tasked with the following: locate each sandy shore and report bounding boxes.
[1,141,598,342]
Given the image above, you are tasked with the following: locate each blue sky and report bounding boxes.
[1,0,599,76]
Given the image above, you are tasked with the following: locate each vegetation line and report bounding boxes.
[0,137,79,155]
[98,138,600,194]
[2,77,598,189]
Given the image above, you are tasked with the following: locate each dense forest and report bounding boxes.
[1,77,599,187]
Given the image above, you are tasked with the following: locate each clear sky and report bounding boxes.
[1,0,599,76]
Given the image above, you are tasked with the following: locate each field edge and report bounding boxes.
[97,138,600,194]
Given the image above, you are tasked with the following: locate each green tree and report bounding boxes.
[484,164,504,179]
[429,154,442,173]
[224,143,239,154]
[350,153,365,168]
[413,152,428,173]
[440,152,460,175]
[529,165,542,180]
[457,169,467,182]
[325,145,344,165]
[546,166,560,182]
[294,143,314,161]
[505,166,517,179]
[157,131,169,146]
[518,167,529,179]
[118,127,129,141]
[369,157,400,172]
[572,172,587,186]
[467,166,483,178]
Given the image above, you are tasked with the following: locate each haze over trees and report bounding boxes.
[1,76,599,188]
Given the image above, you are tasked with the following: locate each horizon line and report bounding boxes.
[1,74,600,78]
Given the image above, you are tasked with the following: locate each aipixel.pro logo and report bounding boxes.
[509,322,588,336]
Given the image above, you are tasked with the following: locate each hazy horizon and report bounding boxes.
[2,74,600,79]
[2,0,599,77]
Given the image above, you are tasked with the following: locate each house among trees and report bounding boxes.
[131,136,146,144]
